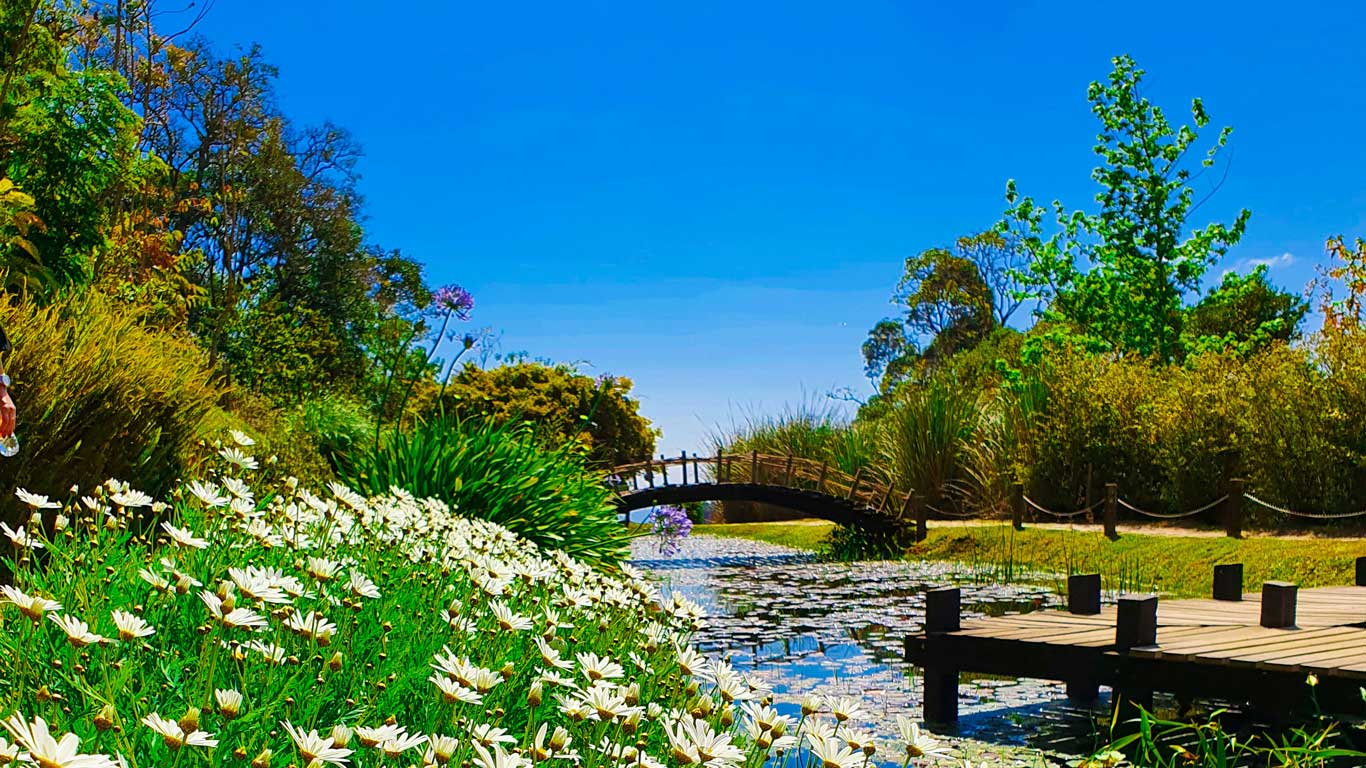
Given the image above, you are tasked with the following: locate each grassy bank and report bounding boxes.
[694,520,1366,598]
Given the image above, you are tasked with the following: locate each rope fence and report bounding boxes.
[1244,494,1366,520]
[1022,496,1103,519]
[1117,495,1227,520]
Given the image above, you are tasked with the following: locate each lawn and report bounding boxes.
[694,520,1366,598]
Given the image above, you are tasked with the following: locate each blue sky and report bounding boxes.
[195,1,1366,454]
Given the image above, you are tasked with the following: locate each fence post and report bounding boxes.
[1011,483,1025,530]
[750,450,759,483]
[900,491,915,522]
[922,587,961,724]
[661,454,670,486]
[1225,479,1244,539]
[646,460,654,488]
[1104,483,1118,540]
[1213,563,1243,601]
[914,494,928,542]
[716,453,725,483]
[679,451,688,485]
[816,461,829,493]
[877,485,893,513]
[783,455,795,486]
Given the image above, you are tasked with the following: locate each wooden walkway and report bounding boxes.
[905,561,1366,724]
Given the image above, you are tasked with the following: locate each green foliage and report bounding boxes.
[436,362,657,468]
[1183,265,1308,356]
[284,392,374,468]
[1001,54,1251,361]
[1096,708,1360,767]
[710,399,875,476]
[875,379,978,505]
[0,290,222,520]
[341,416,633,568]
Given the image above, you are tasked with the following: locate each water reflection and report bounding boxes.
[633,535,1111,765]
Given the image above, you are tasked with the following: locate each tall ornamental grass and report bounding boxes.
[876,380,978,506]
[0,291,222,521]
[341,416,631,568]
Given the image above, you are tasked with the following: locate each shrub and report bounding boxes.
[0,290,221,522]
[433,362,657,468]
[876,379,978,506]
[341,415,631,567]
[284,392,374,470]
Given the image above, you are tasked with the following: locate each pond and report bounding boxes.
[632,534,1116,767]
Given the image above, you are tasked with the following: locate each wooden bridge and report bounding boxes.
[607,452,924,533]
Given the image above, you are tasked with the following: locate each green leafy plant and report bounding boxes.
[341,415,633,568]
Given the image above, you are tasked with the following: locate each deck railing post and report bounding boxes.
[1065,572,1103,703]
[1225,479,1244,539]
[1067,574,1102,615]
[1010,482,1024,530]
[816,461,829,493]
[679,451,688,485]
[715,453,724,483]
[913,494,927,542]
[646,460,654,488]
[1213,563,1243,601]
[900,491,915,522]
[750,450,759,483]
[1260,582,1298,628]
[1356,556,1366,587]
[878,485,893,513]
[848,467,863,501]
[661,454,670,487]
[1115,594,1158,651]
[1104,483,1119,540]
[783,455,795,487]
[922,587,961,724]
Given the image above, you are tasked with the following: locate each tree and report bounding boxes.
[435,362,657,468]
[1320,235,1366,331]
[862,243,995,391]
[1000,55,1251,361]
[1182,265,1307,356]
[955,230,1029,326]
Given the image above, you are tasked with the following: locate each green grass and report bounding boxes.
[694,520,1366,598]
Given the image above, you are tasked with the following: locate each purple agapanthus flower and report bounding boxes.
[649,505,692,557]
[432,284,475,320]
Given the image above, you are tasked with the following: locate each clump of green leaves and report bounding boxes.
[342,416,633,568]
[1002,54,1251,362]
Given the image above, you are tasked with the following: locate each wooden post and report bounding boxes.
[816,461,829,493]
[661,454,670,486]
[922,587,961,725]
[914,494,928,542]
[646,460,654,488]
[848,467,863,501]
[750,450,759,484]
[1260,582,1297,628]
[900,491,915,522]
[716,453,724,483]
[1113,594,1158,730]
[693,456,701,484]
[1103,483,1119,540]
[1115,594,1158,651]
[1066,573,1102,702]
[1213,563,1243,601]
[1356,556,1366,587]
[1010,483,1024,530]
[1225,479,1244,539]
[679,451,688,485]
[1068,574,1102,615]
[783,454,795,486]
[877,485,893,513]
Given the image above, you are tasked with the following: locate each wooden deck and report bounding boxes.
[905,563,1366,724]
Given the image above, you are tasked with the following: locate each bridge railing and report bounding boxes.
[608,451,920,520]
